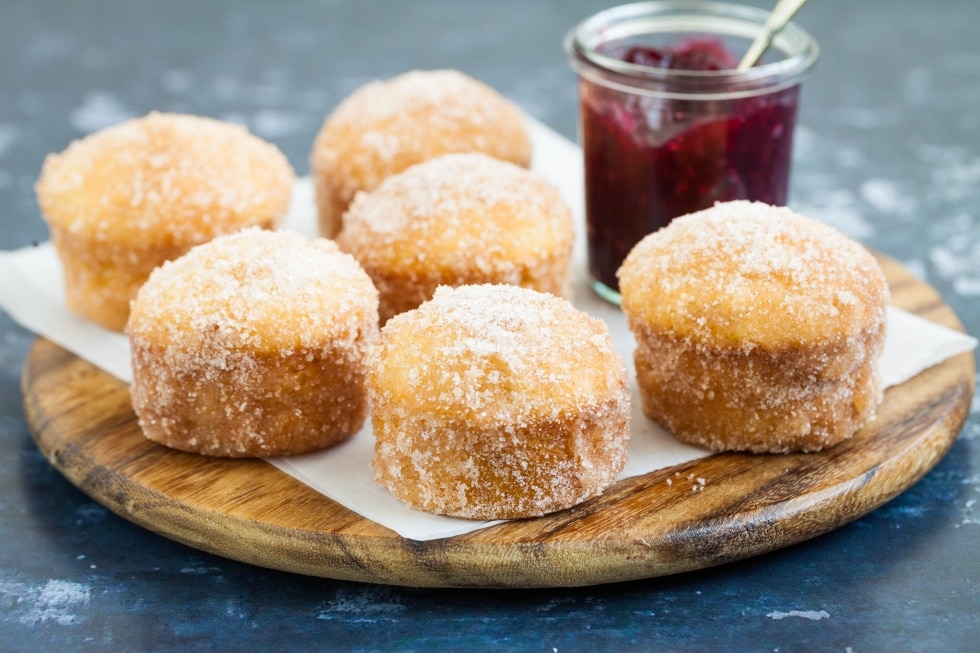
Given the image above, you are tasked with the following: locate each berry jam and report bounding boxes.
[581,39,800,296]
[623,38,737,70]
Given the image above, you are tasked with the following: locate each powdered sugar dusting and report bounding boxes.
[0,579,91,626]
[766,609,831,621]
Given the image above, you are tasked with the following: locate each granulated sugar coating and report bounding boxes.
[128,228,380,457]
[336,152,574,323]
[368,284,631,519]
[36,111,293,248]
[618,201,890,453]
[35,111,295,331]
[309,69,531,237]
[619,201,888,350]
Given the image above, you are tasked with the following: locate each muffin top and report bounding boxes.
[336,153,573,276]
[617,201,889,350]
[128,228,378,355]
[310,69,532,202]
[36,112,294,247]
[369,284,627,428]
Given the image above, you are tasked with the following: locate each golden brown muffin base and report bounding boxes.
[130,340,368,457]
[373,396,628,520]
[51,222,272,332]
[631,320,886,453]
[51,228,183,332]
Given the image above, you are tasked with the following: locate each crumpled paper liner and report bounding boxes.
[2,119,975,540]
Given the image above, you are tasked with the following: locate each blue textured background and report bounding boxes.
[1,1,977,650]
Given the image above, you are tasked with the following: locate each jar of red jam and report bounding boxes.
[564,1,819,304]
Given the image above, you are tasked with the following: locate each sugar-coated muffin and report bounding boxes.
[310,69,532,237]
[35,112,295,331]
[335,153,574,323]
[618,201,889,453]
[369,284,631,519]
[128,228,379,457]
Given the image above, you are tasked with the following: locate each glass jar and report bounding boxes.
[564,1,819,304]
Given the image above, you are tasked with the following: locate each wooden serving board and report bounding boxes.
[21,256,975,588]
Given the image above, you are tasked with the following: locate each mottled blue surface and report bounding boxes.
[1,1,977,651]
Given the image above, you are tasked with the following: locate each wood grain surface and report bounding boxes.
[21,256,975,588]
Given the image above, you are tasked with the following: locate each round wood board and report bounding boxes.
[21,256,975,588]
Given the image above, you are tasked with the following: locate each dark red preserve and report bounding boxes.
[580,39,801,295]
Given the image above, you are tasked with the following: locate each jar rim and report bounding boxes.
[564,0,819,99]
